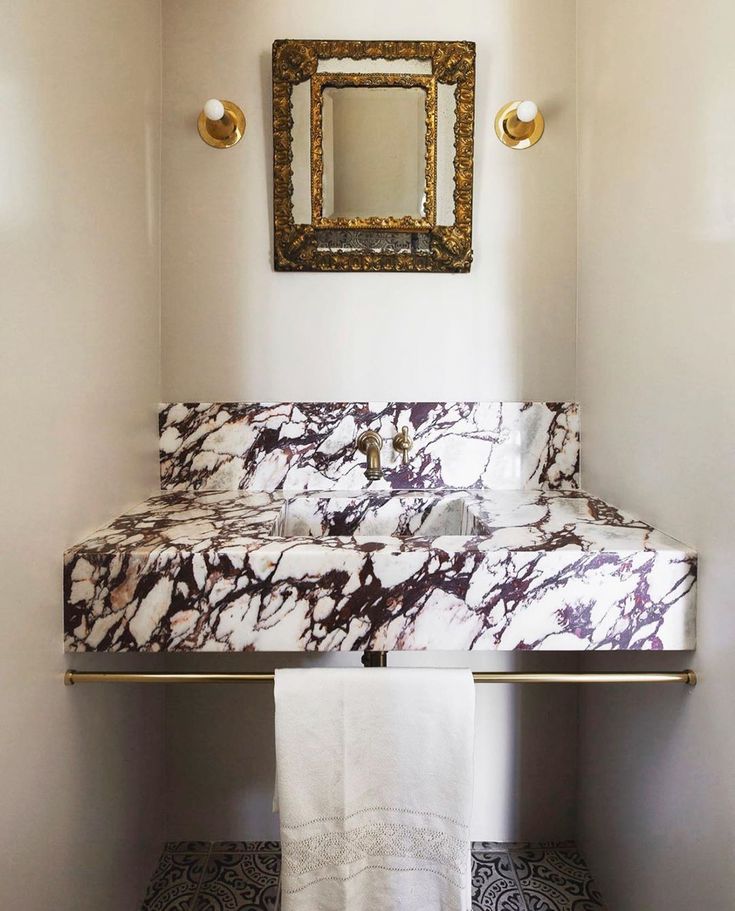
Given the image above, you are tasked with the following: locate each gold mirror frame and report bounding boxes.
[272,39,476,273]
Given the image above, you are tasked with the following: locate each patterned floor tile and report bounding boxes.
[473,841,514,853]
[141,841,606,911]
[510,847,606,911]
[193,852,280,911]
[165,842,211,855]
[211,841,281,855]
[474,841,576,853]
[141,851,210,911]
[472,852,526,911]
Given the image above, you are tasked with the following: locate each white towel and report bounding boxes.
[274,668,475,911]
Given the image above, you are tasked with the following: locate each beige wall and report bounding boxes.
[160,0,579,843]
[0,1,165,909]
[576,1,735,907]
[161,0,577,402]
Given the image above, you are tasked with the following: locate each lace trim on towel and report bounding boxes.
[283,861,465,894]
[281,805,470,831]
[283,821,467,878]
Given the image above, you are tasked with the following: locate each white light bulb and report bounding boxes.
[516,100,538,123]
[203,98,225,121]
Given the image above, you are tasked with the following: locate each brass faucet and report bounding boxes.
[356,430,383,480]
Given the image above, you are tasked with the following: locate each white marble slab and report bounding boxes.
[64,489,696,653]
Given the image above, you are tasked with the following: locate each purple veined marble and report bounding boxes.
[158,402,580,492]
[64,489,696,654]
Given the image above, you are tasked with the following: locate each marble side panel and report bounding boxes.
[159,402,580,492]
[64,490,696,653]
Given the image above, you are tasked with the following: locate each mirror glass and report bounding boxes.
[321,86,427,220]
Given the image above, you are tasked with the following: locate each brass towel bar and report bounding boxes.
[64,669,697,687]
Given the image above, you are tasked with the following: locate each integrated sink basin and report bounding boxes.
[64,487,696,653]
[62,402,696,653]
[277,492,482,538]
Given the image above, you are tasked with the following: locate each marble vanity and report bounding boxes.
[64,402,696,652]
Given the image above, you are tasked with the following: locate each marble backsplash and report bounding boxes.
[159,402,580,492]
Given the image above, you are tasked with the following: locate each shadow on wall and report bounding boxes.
[162,650,579,842]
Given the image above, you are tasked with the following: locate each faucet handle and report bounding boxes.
[392,426,413,465]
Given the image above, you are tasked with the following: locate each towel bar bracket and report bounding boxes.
[362,651,388,668]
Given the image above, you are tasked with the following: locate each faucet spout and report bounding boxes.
[364,442,382,480]
[356,430,383,481]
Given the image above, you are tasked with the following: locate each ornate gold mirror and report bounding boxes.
[272,40,476,273]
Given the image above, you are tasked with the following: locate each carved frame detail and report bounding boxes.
[310,72,437,232]
[272,39,476,273]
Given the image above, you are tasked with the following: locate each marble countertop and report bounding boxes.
[64,489,696,653]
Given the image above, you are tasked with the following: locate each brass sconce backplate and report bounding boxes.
[198,100,246,149]
[495,101,544,149]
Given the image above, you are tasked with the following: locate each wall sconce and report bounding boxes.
[197,98,246,149]
[494,100,544,149]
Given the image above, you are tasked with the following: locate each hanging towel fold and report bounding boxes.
[274,667,475,911]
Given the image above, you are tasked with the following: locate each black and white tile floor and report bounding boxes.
[141,841,606,911]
